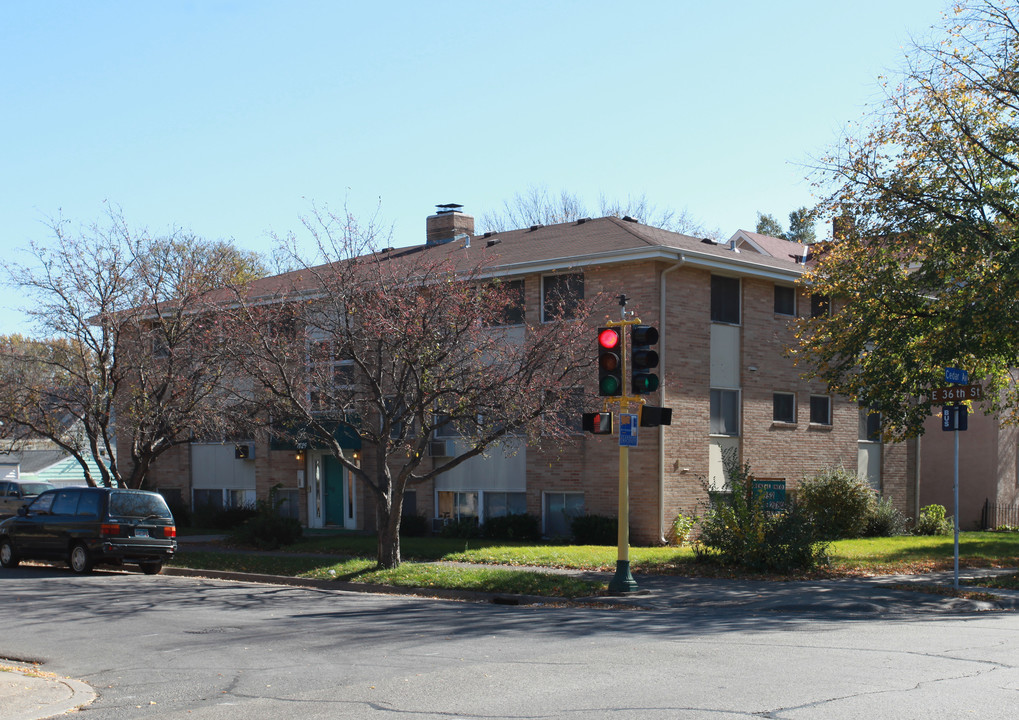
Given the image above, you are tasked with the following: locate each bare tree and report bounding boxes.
[0,208,265,487]
[223,206,595,568]
[479,184,720,238]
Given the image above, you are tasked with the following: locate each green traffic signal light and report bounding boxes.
[631,324,660,394]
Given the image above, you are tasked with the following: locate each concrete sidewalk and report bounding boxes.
[0,662,95,720]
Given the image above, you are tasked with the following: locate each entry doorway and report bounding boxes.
[308,453,357,529]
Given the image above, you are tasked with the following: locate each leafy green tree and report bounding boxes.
[798,1,1019,439]
[787,207,817,244]
[755,207,816,243]
[755,212,786,238]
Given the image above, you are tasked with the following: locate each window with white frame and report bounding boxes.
[810,395,832,425]
[710,389,740,436]
[544,492,584,537]
[711,275,740,324]
[773,392,796,423]
[307,335,354,415]
[774,285,796,316]
[484,492,527,520]
[490,278,525,326]
[541,273,583,322]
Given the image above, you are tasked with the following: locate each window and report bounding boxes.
[434,413,464,438]
[76,491,101,518]
[541,273,583,321]
[546,387,585,434]
[810,395,832,425]
[711,275,740,324]
[308,336,354,415]
[402,490,417,517]
[773,393,796,423]
[384,396,414,439]
[438,491,478,521]
[274,489,300,520]
[774,285,796,316]
[484,492,527,520]
[491,279,525,325]
[810,293,830,318]
[544,492,584,537]
[193,489,224,511]
[859,405,881,442]
[51,490,80,515]
[710,389,740,436]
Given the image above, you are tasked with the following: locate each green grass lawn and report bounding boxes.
[169,530,1019,598]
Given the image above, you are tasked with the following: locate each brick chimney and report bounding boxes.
[426,204,474,246]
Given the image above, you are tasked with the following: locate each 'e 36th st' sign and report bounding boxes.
[931,384,983,403]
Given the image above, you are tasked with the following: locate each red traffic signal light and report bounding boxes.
[631,324,660,394]
[597,327,622,396]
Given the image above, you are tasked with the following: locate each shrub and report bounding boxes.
[230,512,303,550]
[694,449,828,573]
[796,466,875,540]
[228,485,303,550]
[439,516,480,539]
[669,511,697,546]
[570,514,618,545]
[865,496,910,537]
[915,504,954,536]
[399,514,429,537]
[482,513,541,541]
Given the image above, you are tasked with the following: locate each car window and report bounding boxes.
[51,490,81,515]
[0,483,9,496]
[109,491,172,519]
[29,493,55,514]
[21,483,55,497]
[76,492,101,518]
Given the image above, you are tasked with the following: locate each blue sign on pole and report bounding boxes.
[945,367,969,385]
[619,413,638,447]
[942,405,969,431]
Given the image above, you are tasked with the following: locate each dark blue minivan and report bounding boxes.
[0,487,176,574]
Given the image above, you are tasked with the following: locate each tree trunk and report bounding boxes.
[376,501,402,569]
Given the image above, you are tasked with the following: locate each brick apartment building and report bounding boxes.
[144,208,916,543]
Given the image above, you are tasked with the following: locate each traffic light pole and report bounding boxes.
[607,296,640,595]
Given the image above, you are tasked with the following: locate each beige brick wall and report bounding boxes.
[137,257,914,542]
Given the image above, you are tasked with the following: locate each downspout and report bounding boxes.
[658,255,686,544]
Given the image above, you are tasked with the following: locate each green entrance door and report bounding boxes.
[323,455,346,526]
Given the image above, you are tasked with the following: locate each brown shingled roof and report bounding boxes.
[239,216,807,304]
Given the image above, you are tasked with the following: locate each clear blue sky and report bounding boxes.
[1,0,945,335]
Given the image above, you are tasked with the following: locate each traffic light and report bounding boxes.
[597,327,622,396]
[639,405,672,427]
[631,324,660,394]
[582,412,613,434]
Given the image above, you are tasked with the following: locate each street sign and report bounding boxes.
[945,367,969,385]
[942,405,968,431]
[619,413,638,447]
[932,384,983,403]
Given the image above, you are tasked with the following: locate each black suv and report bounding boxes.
[0,487,177,574]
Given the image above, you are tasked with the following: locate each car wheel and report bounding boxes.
[0,538,19,568]
[138,561,163,575]
[68,543,93,574]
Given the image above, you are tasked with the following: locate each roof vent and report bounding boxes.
[483,231,494,238]
[701,237,715,244]
[435,203,463,214]
[622,215,638,223]
[529,224,543,232]
[576,217,590,225]
[486,238,502,247]
[379,247,394,253]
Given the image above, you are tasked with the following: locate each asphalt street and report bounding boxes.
[3,564,1019,719]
